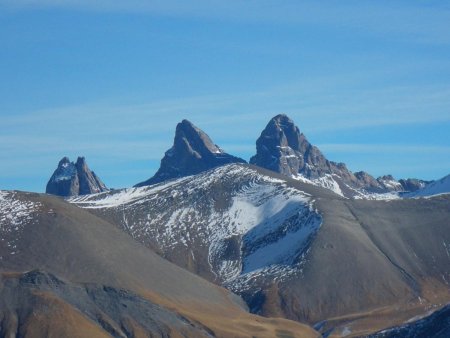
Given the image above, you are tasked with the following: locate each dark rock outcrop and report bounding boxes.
[354,171,382,190]
[250,114,375,192]
[135,119,246,187]
[46,156,107,197]
[399,178,431,192]
[249,114,433,197]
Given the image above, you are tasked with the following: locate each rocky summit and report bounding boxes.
[250,114,410,197]
[249,114,362,193]
[46,156,108,197]
[135,119,246,186]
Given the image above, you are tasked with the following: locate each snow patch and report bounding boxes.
[294,173,344,197]
[71,164,322,290]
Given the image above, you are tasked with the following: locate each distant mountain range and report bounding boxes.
[46,114,445,198]
[3,114,448,337]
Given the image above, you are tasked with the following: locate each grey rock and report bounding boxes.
[250,114,376,193]
[355,171,383,190]
[135,119,246,187]
[376,175,404,191]
[46,156,107,197]
[249,114,434,197]
[399,178,431,192]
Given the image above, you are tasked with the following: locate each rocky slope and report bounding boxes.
[250,114,427,198]
[135,119,246,186]
[71,164,450,336]
[46,156,107,197]
[0,189,318,338]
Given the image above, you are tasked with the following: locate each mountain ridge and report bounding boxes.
[133,115,438,198]
[250,114,435,198]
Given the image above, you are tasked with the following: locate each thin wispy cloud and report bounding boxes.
[3,1,450,45]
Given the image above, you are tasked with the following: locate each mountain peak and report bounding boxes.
[250,114,400,196]
[271,113,294,124]
[58,156,71,166]
[250,114,313,176]
[135,120,246,187]
[46,156,108,197]
[174,119,223,156]
[76,156,86,165]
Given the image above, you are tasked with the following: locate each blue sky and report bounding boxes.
[1,0,450,192]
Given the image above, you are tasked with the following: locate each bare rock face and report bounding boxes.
[248,114,438,197]
[135,119,246,186]
[354,171,382,190]
[46,157,107,197]
[250,114,371,191]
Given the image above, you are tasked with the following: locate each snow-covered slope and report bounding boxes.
[72,164,322,290]
[293,173,404,200]
[408,174,450,198]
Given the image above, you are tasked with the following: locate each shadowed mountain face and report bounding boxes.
[135,119,246,187]
[0,190,318,338]
[72,164,450,336]
[249,114,427,197]
[46,157,107,197]
[370,304,450,337]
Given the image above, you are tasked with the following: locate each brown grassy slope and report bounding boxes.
[0,191,318,338]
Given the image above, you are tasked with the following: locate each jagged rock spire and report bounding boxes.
[250,114,338,178]
[135,120,246,187]
[250,114,393,195]
[46,156,107,197]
